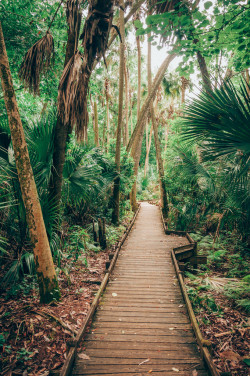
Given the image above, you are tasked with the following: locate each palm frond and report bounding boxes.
[19,32,54,95]
[182,80,250,158]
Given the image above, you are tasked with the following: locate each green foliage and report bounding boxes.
[224,279,250,313]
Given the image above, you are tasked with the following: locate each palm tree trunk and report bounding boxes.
[49,0,82,206]
[0,22,60,303]
[112,0,125,224]
[93,101,99,146]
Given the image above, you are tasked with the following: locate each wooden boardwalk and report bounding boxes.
[73,203,209,376]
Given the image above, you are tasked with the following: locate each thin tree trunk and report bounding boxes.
[112,0,125,224]
[0,21,60,303]
[124,57,129,146]
[93,101,99,146]
[144,122,153,177]
[136,35,141,121]
[105,78,110,150]
[196,50,212,92]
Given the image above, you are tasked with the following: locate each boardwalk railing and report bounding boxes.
[60,205,141,376]
[161,210,220,376]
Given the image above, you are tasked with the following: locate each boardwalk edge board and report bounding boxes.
[59,206,141,376]
[161,209,220,376]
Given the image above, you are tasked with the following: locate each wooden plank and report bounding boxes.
[84,334,195,344]
[98,306,187,313]
[73,365,206,374]
[90,322,192,330]
[78,342,199,352]
[75,358,203,365]
[73,371,208,376]
[87,328,194,337]
[95,316,190,324]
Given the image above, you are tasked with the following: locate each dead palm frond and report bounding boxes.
[57,51,88,139]
[66,0,82,39]
[203,276,239,291]
[19,32,54,95]
[70,0,115,139]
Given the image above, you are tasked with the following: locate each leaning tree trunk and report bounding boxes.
[127,51,177,154]
[128,51,176,211]
[112,0,125,225]
[148,34,168,216]
[0,22,60,303]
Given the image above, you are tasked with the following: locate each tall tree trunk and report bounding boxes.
[147,34,168,216]
[196,50,212,92]
[93,101,99,146]
[112,0,125,224]
[136,35,141,121]
[105,78,110,151]
[124,57,129,146]
[0,22,60,303]
[144,122,153,177]
[49,0,82,207]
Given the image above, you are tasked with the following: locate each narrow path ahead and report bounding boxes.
[73,203,209,376]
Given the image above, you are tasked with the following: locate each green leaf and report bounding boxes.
[243,359,250,366]
[204,1,212,9]
[134,19,143,29]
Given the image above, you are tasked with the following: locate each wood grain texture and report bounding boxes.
[73,203,209,376]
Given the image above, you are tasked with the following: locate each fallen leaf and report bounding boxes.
[172,368,179,372]
[192,370,198,376]
[148,370,152,373]
[78,353,90,360]
[220,350,241,362]
[169,328,174,330]
[112,293,118,297]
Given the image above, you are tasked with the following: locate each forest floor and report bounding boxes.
[186,272,250,376]
[0,214,133,376]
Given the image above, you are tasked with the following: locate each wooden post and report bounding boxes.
[93,220,98,243]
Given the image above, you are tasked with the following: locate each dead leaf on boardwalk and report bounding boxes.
[172,368,180,372]
[78,353,90,360]
[220,350,241,362]
[112,293,118,297]
[148,370,153,373]
[192,370,198,376]
[138,358,150,365]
